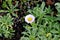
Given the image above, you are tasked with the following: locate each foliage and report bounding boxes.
[0,13,15,39]
[0,0,19,17]
[55,2,60,13]
[0,0,60,40]
[55,2,60,20]
[20,2,60,40]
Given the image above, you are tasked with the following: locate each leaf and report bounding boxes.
[0,10,8,12]
[13,1,19,9]
[50,30,59,34]
[2,1,7,8]
[45,6,52,14]
[0,13,14,38]
[55,3,60,13]
[22,32,29,36]
[40,2,45,11]
[20,36,29,40]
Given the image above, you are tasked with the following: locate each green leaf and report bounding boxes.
[0,10,8,12]
[20,36,29,40]
[50,30,59,34]
[2,1,7,8]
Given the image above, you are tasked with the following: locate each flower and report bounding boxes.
[25,14,35,23]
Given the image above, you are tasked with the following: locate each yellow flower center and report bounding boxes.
[27,17,32,21]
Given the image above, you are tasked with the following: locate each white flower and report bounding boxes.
[25,14,35,23]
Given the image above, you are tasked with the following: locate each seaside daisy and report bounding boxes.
[25,14,35,23]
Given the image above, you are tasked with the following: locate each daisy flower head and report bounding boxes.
[25,14,35,23]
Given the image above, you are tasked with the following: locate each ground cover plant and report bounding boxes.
[0,13,15,39]
[0,0,60,40]
[20,2,60,40]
